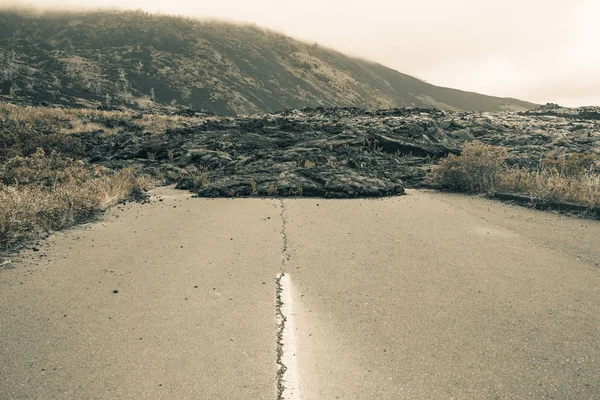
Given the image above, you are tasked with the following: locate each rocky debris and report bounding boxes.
[521,103,600,120]
[73,105,600,198]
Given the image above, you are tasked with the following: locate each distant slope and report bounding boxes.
[0,9,537,114]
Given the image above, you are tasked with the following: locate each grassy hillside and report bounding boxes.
[0,9,537,115]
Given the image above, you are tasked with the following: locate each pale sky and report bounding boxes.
[6,0,600,106]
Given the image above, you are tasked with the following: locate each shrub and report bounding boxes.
[428,141,507,193]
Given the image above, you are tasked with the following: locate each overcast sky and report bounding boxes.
[7,0,600,106]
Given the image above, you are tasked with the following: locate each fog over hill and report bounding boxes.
[0,9,537,114]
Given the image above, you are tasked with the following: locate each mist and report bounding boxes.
[4,0,600,106]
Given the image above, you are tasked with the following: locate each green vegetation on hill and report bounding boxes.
[0,8,537,115]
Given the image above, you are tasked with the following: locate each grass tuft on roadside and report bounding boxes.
[0,149,156,252]
[429,141,600,211]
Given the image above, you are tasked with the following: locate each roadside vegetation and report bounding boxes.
[0,150,156,252]
[0,103,181,253]
[429,141,600,210]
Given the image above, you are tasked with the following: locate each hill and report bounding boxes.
[0,9,537,115]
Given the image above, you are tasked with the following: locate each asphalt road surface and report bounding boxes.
[1,187,599,399]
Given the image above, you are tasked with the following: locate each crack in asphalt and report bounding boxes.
[275,272,288,400]
[276,199,289,399]
[275,199,299,399]
[279,199,288,269]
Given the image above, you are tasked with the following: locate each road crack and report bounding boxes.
[275,272,288,399]
[275,200,300,399]
[279,199,289,272]
[276,199,289,399]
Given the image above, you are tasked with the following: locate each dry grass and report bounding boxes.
[267,184,278,196]
[0,150,156,251]
[0,102,205,252]
[0,103,206,159]
[429,141,600,210]
[0,102,201,132]
[497,165,600,209]
[1,102,121,134]
[193,167,212,188]
[58,119,121,136]
[303,160,316,168]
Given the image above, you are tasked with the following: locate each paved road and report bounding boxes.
[1,187,599,399]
